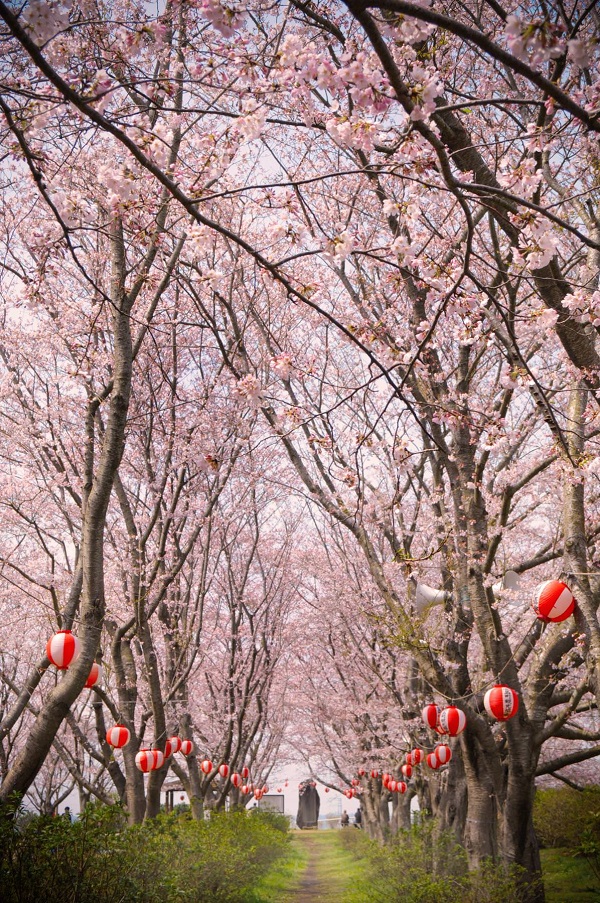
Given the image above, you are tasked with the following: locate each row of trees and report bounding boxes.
[0,1,599,900]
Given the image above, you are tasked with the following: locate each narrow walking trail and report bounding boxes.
[284,830,366,902]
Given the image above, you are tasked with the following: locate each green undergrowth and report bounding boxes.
[336,825,536,903]
[0,802,291,903]
[541,849,600,902]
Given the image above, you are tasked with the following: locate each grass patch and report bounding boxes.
[541,849,600,903]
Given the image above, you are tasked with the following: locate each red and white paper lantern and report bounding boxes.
[397,781,407,794]
[241,766,250,779]
[85,662,102,688]
[401,764,412,778]
[435,744,452,765]
[241,785,249,795]
[533,580,576,623]
[46,630,81,670]
[218,763,230,779]
[106,724,130,749]
[231,773,242,788]
[388,779,398,792]
[422,704,440,730]
[426,752,440,770]
[167,735,182,753]
[484,685,519,721]
[167,736,182,755]
[411,749,424,765]
[180,739,193,756]
[135,748,163,772]
[200,759,213,774]
[370,769,379,779]
[438,706,466,736]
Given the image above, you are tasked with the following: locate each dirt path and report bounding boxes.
[286,835,327,902]
[285,830,359,902]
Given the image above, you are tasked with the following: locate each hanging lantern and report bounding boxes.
[164,739,174,758]
[135,749,154,773]
[422,704,440,730]
[262,784,269,794]
[277,787,282,793]
[358,767,366,777]
[324,787,330,793]
[151,749,164,770]
[180,740,193,756]
[426,752,440,770]
[397,781,407,794]
[284,781,289,788]
[345,789,353,799]
[241,766,250,779]
[411,749,424,765]
[85,662,102,688]
[167,736,182,755]
[435,744,452,765]
[401,764,412,778]
[254,789,262,800]
[200,759,213,774]
[231,772,242,788]
[351,778,360,787]
[533,580,576,622]
[484,685,519,721]
[106,724,130,749]
[405,752,413,766]
[218,763,230,779]
[438,706,466,736]
[241,785,249,794]
[46,630,81,670]
[389,779,398,792]
[370,769,379,779]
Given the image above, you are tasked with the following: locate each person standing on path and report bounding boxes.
[341,810,349,827]
[354,807,362,828]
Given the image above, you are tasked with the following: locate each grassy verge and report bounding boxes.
[541,849,600,903]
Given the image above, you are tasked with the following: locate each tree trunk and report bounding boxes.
[431,754,467,844]
[0,217,133,803]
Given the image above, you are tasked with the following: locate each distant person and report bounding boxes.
[354,807,362,828]
[63,807,72,823]
[340,810,349,827]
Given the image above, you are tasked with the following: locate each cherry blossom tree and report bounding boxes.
[0,3,599,900]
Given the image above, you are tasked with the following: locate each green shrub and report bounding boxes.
[337,823,529,903]
[0,802,290,903]
[534,786,600,850]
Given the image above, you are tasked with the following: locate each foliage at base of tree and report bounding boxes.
[0,804,290,903]
[534,786,600,889]
[337,824,534,903]
[534,786,600,850]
